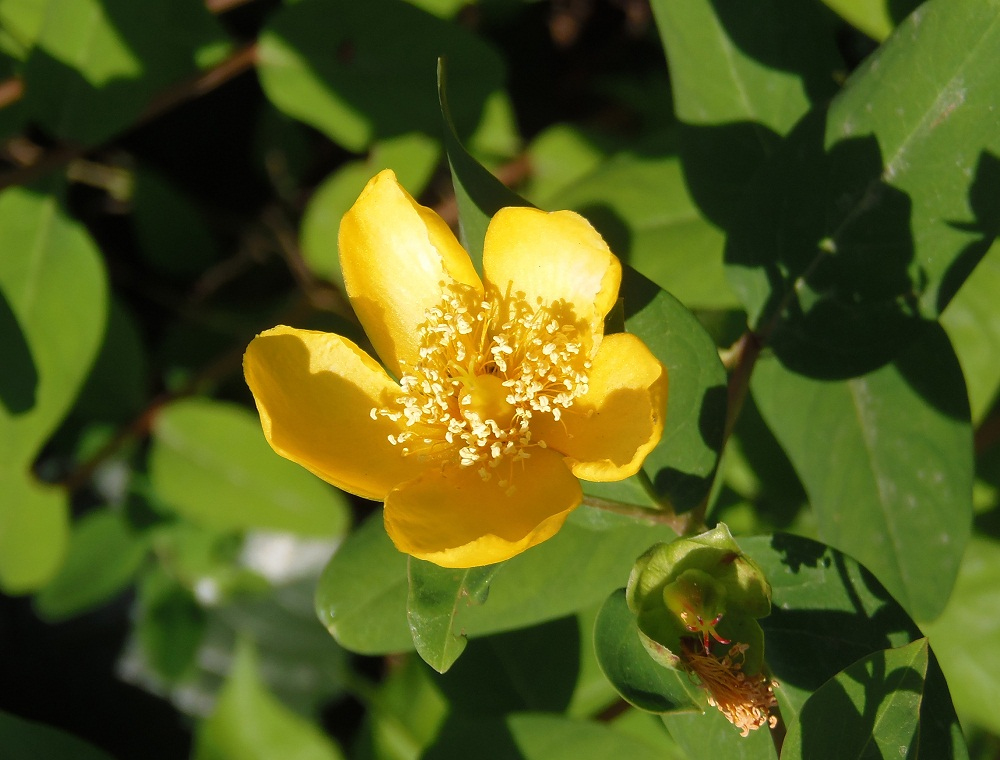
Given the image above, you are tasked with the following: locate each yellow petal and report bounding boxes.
[483,207,621,344]
[532,332,667,482]
[339,169,482,377]
[243,326,423,500]
[383,448,581,568]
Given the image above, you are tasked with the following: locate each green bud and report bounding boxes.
[626,523,771,674]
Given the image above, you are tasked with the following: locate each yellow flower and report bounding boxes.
[243,170,668,568]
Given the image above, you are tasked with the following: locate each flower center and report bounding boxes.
[373,281,591,484]
[459,372,516,429]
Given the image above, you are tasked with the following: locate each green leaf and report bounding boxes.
[317,508,677,655]
[620,266,728,512]
[663,707,777,760]
[20,0,228,145]
[726,0,1000,376]
[137,567,207,681]
[194,640,344,760]
[741,533,965,759]
[593,589,702,714]
[921,537,1000,733]
[34,509,148,621]
[819,0,922,41]
[780,639,928,760]
[941,240,1000,422]
[437,57,528,267]
[149,399,350,537]
[751,324,973,622]
[426,713,672,760]
[72,298,147,424]
[257,0,503,152]
[0,710,115,760]
[406,558,503,673]
[649,0,841,229]
[0,183,107,592]
[549,134,738,310]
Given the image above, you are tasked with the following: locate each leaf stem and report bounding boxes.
[581,495,687,534]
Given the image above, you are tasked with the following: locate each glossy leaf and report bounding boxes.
[34,509,148,621]
[921,537,1000,734]
[258,0,503,152]
[194,640,344,760]
[20,0,228,145]
[650,0,841,229]
[0,710,114,760]
[406,558,503,673]
[751,325,972,622]
[0,183,107,592]
[726,0,1000,376]
[741,534,965,759]
[780,639,928,760]
[149,399,350,537]
[620,266,728,512]
[317,508,677,655]
[593,589,702,713]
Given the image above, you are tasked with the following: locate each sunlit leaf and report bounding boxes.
[726,0,1000,376]
[0,183,107,592]
[258,0,503,152]
[149,399,351,537]
[407,558,502,673]
[20,0,228,144]
[194,640,344,760]
[921,537,1000,734]
[780,639,928,760]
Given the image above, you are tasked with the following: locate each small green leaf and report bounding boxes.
[406,558,502,673]
[0,474,68,594]
[317,508,677,655]
[593,589,702,714]
[137,567,206,681]
[437,57,528,266]
[663,707,778,760]
[780,639,928,760]
[751,324,973,622]
[34,509,148,621]
[194,640,344,760]
[257,0,503,152]
[0,710,115,760]
[149,399,350,537]
[820,0,921,41]
[620,266,728,512]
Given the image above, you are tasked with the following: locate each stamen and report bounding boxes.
[373,282,591,485]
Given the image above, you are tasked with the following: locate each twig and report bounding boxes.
[582,495,687,534]
[0,76,24,110]
[0,43,257,191]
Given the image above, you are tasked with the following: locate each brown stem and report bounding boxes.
[0,43,257,191]
[0,76,24,110]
